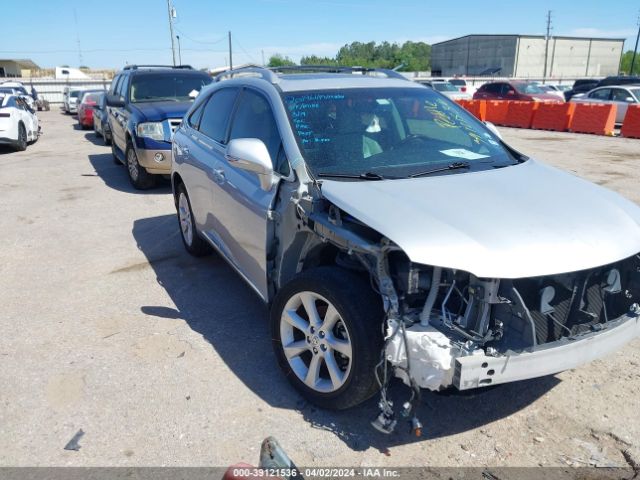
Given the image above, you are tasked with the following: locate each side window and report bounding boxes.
[589,88,610,100]
[198,88,239,143]
[229,89,282,167]
[109,75,120,96]
[116,75,128,100]
[612,88,631,102]
[187,99,207,129]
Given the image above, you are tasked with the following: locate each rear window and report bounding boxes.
[70,91,81,98]
[433,82,459,92]
[449,79,466,86]
[83,93,100,103]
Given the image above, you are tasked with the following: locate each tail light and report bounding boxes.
[461,86,467,92]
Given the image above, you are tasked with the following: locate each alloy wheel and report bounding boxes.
[280,291,353,393]
[178,192,193,246]
[127,148,139,181]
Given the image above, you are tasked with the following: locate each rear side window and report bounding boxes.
[116,75,128,99]
[229,89,281,162]
[198,88,238,143]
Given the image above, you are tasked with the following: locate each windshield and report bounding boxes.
[433,82,459,92]
[629,88,640,100]
[130,73,212,103]
[513,83,546,94]
[283,87,516,179]
[70,90,81,98]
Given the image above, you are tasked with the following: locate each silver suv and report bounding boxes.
[171,66,640,421]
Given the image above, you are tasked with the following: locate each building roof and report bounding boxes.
[432,34,625,46]
[0,59,40,69]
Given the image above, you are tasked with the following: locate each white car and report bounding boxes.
[0,84,35,110]
[63,87,83,114]
[537,84,569,101]
[0,94,39,151]
[570,85,640,124]
[448,78,477,97]
[418,80,472,100]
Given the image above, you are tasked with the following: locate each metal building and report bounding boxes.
[431,35,625,78]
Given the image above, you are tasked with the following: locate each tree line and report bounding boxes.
[268,41,431,72]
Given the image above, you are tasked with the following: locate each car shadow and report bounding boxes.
[84,132,106,146]
[87,153,171,194]
[131,213,559,451]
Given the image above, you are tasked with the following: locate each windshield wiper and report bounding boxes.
[409,161,471,178]
[317,171,386,180]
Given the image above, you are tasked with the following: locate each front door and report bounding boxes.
[209,88,282,300]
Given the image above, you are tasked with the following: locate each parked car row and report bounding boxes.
[72,65,640,428]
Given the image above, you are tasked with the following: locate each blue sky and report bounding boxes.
[2,0,639,69]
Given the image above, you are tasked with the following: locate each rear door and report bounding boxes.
[208,88,283,299]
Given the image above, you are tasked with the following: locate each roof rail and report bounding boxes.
[122,64,194,70]
[215,66,279,83]
[270,65,410,81]
[215,65,411,83]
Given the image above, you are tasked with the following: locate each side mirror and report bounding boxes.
[225,138,274,191]
[625,97,635,103]
[484,121,502,140]
[106,94,125,108]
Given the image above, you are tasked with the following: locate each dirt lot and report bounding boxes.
[1,110,639,470]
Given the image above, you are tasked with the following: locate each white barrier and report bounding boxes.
[0,78,112,104]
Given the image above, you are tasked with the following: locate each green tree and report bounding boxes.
[267,54,296,67]
[620,50,640,75]
[300,55,338,66]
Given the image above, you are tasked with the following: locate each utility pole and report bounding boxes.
[73,8,83,67]
[167,0,177,66]
[542,10,552,83]
[176,35,182,65]
[631,13,640,75]
[228,31,233,70]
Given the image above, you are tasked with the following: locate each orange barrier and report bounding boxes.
[621,105,640,139]
[466,100,487,121]
[484,100,509,125]
[503,101,540,129]
[531,102,576,131]
[569,103,617,136]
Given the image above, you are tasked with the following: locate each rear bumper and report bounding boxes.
[453,311,640,390]
[135,147,172,174]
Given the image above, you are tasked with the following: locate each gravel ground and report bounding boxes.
[0,111,639,472]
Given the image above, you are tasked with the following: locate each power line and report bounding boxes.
[174,27,227,45]
[233,36,258,64]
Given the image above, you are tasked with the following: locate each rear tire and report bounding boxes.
[126,144,156,190]
[14,123,27,151]
[176,183,212,257]
[270,267,384,410]
[111,142,121,165]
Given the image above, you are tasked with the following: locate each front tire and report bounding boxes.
[271,267,384,410]
[176,183,211,257]
[126,144,156,190]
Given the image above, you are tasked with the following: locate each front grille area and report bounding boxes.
[511,254,640,345]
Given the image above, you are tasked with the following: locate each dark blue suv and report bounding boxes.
[106,65,212,189]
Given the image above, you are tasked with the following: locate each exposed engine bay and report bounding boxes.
[287,193,640,434]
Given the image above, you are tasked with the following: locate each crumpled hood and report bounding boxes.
[320,160,640,278]
[130,101,192,122]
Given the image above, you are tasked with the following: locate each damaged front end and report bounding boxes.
[290,193,640,434]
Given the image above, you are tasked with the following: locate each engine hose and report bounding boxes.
[420,267,442,326]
